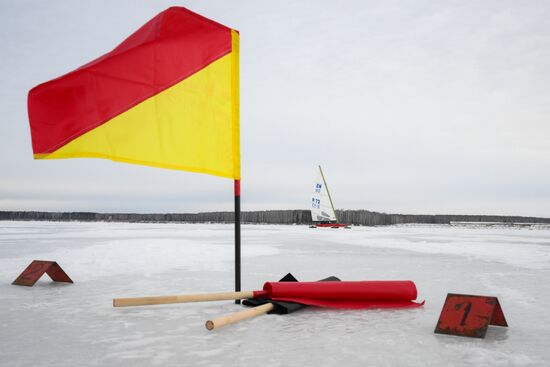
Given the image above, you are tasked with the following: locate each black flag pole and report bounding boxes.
[234,179,241,304]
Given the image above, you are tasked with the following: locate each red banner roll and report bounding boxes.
[252,280,423,309]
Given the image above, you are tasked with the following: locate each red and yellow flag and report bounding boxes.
[28,7,240,179]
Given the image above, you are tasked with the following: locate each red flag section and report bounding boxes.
[252,281,424,309]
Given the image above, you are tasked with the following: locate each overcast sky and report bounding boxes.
[1,0,549,217]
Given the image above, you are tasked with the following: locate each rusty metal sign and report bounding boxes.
[434,293,507,338]
[12,260,73,286]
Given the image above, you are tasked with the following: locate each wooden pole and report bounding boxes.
[113,290,254,307]
[205,303,274,330]
[235,179,241,304]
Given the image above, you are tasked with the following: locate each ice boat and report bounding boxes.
[310,166,350,229]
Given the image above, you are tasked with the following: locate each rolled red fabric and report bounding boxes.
[252,280,423,309]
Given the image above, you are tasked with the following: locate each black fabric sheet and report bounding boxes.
[242,273,341,314]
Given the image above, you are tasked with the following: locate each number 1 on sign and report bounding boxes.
[460,302,472,326]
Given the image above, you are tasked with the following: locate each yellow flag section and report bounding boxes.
[36,31,240,179]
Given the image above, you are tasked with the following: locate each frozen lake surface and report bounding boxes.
[1,221,549,366]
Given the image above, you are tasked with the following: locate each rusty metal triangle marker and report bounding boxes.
[12,260,73,286]
[434,293,508,338]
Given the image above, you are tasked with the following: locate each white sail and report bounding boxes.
[310,167,337,222]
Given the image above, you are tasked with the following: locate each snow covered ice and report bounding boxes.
[1,221,549,366]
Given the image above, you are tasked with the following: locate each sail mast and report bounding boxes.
[318,165,338,223]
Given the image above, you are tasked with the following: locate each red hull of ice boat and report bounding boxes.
[314,223,350,228]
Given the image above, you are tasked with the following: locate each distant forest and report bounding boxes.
[1,210,549,226]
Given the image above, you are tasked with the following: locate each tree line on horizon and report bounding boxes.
[1,210,549,226]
